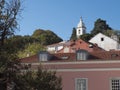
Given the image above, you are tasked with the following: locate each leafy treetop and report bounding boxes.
[91,18,112,36]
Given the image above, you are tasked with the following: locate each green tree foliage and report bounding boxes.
[0,0,21,89]
[102,29,115,37]
[32,29,45,37]
[20,67,62,90]
[1,37,62,89]
[18,43,45,58]
[70,27,77,40]
[0,0,21,46]
[113,30,120,36]
[91,18,112,36]
[0,44,21,89]
[32,29,63,45]
[6,35,37,51]
[0,1,62,89]
[6,29,63,58]
[80,33,93,42]
[113,30,120,43]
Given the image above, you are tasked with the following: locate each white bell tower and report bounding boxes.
[76,17,86,38]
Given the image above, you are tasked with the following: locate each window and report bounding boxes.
[77,52,83,60]
[76,49,89,60]
[111,54,118,58]
[64,47,69,53]
[79,30,81,34]
[39,54,48,61]
[75,78,87,90]
[39,51,50,61]
[101,37,104,41]
[110,78,120,90]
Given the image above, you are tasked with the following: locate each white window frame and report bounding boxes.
[39,53,48,61]
[64,47,69,53]
[76,52,87,60]
[110,77,120,90]
[75,78,88,90]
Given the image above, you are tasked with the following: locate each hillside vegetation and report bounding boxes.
[6,29,63,58]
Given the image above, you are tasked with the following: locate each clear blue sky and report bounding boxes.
[17,0,120,40]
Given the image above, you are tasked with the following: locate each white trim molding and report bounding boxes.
[22,60,120,65]
[47,68,120,72]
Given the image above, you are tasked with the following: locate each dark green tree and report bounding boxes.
[32,29,45,37]
[113,30,120,43]
[19,67,62,90]
[70,27,77,40]
[32,29,63,45]
[102,29,115,37]
[0,0,21,89]
[0,0,21,46]
[6,35,38,52]
[18,43,45,58]
[0,1,62,89]
[0,43,20,89]
[91,18,112,36]
[80,33,93,42]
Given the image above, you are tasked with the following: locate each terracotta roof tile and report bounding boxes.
[20,50,120,63]
[20,55,38,63]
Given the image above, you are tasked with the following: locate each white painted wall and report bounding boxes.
[76,17,86,38]
[89,33,119,51]
[47,45,64,52]
[47,46,56,51]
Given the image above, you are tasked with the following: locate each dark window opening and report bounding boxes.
[79,30,80,34]
[111,54,118,58]
[101,37,104,41]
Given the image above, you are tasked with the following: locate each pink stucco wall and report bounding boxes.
[57,71,120,90]
[29,61,120,90]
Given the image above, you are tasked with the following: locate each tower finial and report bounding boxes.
[80,16,82,20]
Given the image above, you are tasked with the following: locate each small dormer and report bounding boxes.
[76,49,89,60]
[39,51,51,61]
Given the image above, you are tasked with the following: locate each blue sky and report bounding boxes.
[17,0,120,40]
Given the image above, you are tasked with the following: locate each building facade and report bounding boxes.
[46,39,103,53]
[89,33,120,51]
[40,61,120,90]
[21,50,120,90]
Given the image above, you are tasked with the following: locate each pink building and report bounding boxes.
[21,50,120,90]
[46,39,103,53]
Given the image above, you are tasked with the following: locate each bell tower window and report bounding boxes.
[79,30,81,34]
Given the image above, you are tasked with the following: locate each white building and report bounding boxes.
[76,17,86,38]
[46,41,67,53]
[89,33,120,51]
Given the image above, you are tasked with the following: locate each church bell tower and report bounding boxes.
[76,17,86,38]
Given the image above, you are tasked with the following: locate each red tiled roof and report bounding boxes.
[20,50,120,63]
[90,50,120,60]
[19,55,38,63]
[57,39,104,53]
